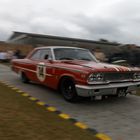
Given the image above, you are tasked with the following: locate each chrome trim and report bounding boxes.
[51,47,55,60]
[87,81,109,85]
[87,79,140,85]
[75,81,140,97]
[87,72,136,84]
[76,81,140,90]
[133,79,140,82]
[87,73,105,84]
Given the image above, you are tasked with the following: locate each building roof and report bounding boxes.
[8,31,120,46]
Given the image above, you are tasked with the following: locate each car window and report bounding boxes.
[30,50,41,60]
[40,49,52,60]
[54,48,97,62]
[30,49,52,60]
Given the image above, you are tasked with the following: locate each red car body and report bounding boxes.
[11,46,140,102]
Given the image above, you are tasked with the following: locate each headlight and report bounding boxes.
[87,73,104,84]
[133,73,140,79]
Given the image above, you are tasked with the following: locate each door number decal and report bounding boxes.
[37,62,46,82]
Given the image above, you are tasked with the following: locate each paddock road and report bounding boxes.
[0,64,140,140]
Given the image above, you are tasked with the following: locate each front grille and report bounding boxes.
[104,72,133,82]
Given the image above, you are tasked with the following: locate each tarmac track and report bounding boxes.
[0,64,140,140]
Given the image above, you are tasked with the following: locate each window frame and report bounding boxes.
[29,48,54,61]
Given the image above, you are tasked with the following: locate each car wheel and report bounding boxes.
[20,72,29,83]
[60,78,79,102]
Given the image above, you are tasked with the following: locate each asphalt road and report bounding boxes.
[0,64,140,140]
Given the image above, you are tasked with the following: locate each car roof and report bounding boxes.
[35,46,88,50]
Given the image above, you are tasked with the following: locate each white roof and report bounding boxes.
[35,46,88,50]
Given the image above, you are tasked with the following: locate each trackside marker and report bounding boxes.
[29,97,38,101]
[36,101,45,106]
[11,87,19,90]
[2,82,10,86]
[47,106,57,112]
[22,93,29,97]
[59,113,70,119]
[95,133,112,140]
[17,90,24,93]
[7,85,15,88]
[0,81,7,85]
[74,122,88,129]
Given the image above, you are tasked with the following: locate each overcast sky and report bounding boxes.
[0,0,140,45]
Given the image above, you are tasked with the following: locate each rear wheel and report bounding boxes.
[60,78,79,102]
[20,72,30,83]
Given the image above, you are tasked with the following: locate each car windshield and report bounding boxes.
[53,48,97,62]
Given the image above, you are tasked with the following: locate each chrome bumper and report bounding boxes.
[75,81,140,97]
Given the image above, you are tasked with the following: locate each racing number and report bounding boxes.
[38,66,44,78]
[37,63,46,82]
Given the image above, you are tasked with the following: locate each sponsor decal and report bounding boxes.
[37,62,46,82]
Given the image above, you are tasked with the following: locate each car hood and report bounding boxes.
[62,60,138,72]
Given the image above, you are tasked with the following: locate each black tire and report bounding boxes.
[20,72,29,83]
[60,78,79,102]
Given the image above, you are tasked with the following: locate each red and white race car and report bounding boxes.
[11,46,140,102]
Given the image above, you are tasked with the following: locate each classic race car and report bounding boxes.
[11,46,140,102]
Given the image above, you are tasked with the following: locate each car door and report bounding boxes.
[36,48,53,84]
[25,49,42,82]
[26,48,55,87]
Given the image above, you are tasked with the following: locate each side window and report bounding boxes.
[30,49,52,60]
[30,50,41,60]
[40,49,52,60]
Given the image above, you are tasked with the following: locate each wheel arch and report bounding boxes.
[19,69,26,77]
[57,75,76,91]
[19,70,30,83]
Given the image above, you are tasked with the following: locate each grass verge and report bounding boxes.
[0,82,98,140]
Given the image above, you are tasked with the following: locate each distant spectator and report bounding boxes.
[13,50,22,59]
[6,50,14,60]
[92,48,108,62]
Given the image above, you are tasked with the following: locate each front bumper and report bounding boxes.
[75,81,140,97]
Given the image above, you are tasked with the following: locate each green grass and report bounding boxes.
[0,82,98,140]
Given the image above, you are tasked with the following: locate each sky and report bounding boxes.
[0,0,140,45]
